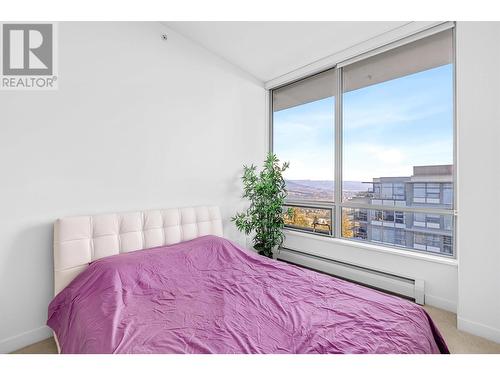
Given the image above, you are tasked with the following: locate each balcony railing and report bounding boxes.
[283,201,455,258]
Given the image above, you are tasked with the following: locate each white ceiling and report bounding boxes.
[164,21,410,82]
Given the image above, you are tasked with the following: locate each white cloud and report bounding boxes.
[364,144,405,164]
[343,140,453,181]
[344,94,449,131]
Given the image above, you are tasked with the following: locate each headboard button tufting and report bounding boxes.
[53,205,223,295]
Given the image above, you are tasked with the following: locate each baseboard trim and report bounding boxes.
[457,316,500,344]
[0,325,53,354]
[425,294,457,313]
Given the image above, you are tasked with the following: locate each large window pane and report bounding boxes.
[340,30,454,256]
[342,30,454,212]
[273,69,336,202]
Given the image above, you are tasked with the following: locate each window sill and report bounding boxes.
[283,229,458,267]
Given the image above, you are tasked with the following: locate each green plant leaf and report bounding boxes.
[232,153,290,257]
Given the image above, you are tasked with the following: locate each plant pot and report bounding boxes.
[271,247,279,260]
[253,244,273,259]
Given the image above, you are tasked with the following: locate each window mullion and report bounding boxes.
[334,67,343,238]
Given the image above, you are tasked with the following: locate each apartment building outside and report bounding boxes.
[346,165,454,256]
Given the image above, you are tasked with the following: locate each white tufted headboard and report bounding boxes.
[53,205,223,295]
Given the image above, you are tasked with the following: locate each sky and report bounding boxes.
[273,64,454,182]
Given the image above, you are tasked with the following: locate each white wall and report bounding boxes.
[456,21,500,343]
[0,22,266,353]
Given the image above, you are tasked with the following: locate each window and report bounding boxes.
[413,182,454,204]
[393,183,405,200]
[443,183,453,205]
[414,213,426,226]
[273,69,336,203]
[354,225,368,240]
[272,28,455,258]
[374,210,383,222]
[443,236,453,254]
[372,227,382,242]
[372,182,406,201]
[283,205,333,235]
[414,183,426,202]
[426,214,441,228]
[444,215,453,231]
[370,227,399,246]
[414,233,443,253]
[343,208,368,240]
[354,209,368,222]
[426,183,441,203]
[383,211,394,222]
[373,182,405,200]
[394,229,406,246]
[381,184,393,199]
[384,228,395,244]
[395,211,405,224]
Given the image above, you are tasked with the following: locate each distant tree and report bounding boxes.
[342,211,353,238]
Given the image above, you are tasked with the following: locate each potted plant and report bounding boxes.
[232,153,291,258]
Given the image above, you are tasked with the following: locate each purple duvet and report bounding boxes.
[47,235,448,354]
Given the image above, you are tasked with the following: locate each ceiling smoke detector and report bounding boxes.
[161,34,168,41]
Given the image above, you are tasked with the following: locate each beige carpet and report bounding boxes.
[422,305,500,354]
[11,305,500,354]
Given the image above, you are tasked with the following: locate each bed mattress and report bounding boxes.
[47,235,448,354]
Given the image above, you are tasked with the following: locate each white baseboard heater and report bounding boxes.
[278,247,425,305]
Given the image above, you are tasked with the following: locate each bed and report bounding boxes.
[47,205,448,354]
